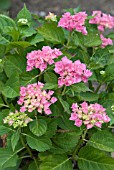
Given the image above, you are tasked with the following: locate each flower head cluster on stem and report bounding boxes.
[3,110,33,128]
[26,46,62,72]
[89,11,114,32]
[70,102,110,129]
[89,11,114,48]
[17,82,57,115]
[54,56,92,87]
[58,12,88,35]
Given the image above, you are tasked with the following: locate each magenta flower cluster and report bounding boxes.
[54,56,92,87]
[58,12,88,35]
[89,11,114,32]
[26,46,62,72]
[70,102,110,129]
[17,82,57,115]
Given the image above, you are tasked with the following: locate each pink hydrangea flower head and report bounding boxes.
[26,46,62,72]
[89,11,114,32]
[69,102,110,129]
[54,56,92,87]
[58,12,88,34]
[17,82,57,115]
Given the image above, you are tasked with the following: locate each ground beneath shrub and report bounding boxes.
[10,0,114,17]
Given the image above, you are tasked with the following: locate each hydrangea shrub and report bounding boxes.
[0,5,114,170]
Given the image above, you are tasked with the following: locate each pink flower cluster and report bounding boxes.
[26,46,62,72]
[70,102,110,129]
[100,34,113,48]
[58,12,88,35]
[17,82,57,115]
[54,56,92,87]
[89,11,114,32]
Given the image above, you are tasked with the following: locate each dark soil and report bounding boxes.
[10,0,114,17]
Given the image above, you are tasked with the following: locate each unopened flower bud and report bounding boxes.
[18,18,28,25]
[45,12,57,22]
[100,70,105,75]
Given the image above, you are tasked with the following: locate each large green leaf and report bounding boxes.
[0,148,18,170]
[38,22,65,44]
[17,4,32,22]
[4,54,26,77]
[29,119,47,137]
[2,72,20,98]
[84,33,102,47]
[27,33,44,45]
[78,146,114,170]
[44,71,58,84]
[39,153,73,170]
[0,14,16,32]
[26,133,52,152]
[52,132,81,153]
[88,131,114,152]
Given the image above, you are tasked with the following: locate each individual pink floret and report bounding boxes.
[69,102,110,129]
[26,46,62,72]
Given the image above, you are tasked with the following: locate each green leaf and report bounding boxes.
[88,130,114,152]
[90,48,110,69]
[0,35,9,45]
[107,33,114,40]
[43,83,58,90]
[0,148,18,170]
[11,130,20,151]
[26,133,52,152]
[4,54,26,77]
[29,119,47,137]
[45,119,57,138]
[78,145,114,170]
[0,125,10,135]
[28,160,40,170]
[17,4,32,22]
[27,33,44,45]
[44,71,58,84]
[38,22,65,44]
[58,96,70,114]
[6,41,31,52]
[71,82,91,93]
[20,70,38,86]
[105,63,114,81]
[2,72,20,98]
[79,92,99,102]
[0,14,16,32]
[0,96,9,108]
[84,33,102,47]
[20,26,36,38]
[39,154,73,170]
[52,132,81,153]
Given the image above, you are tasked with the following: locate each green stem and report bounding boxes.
[95,83,102,93]
[62,86,66,96]
[20,135,33,158]
[72,129,87,160]
[33,157,39,170]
